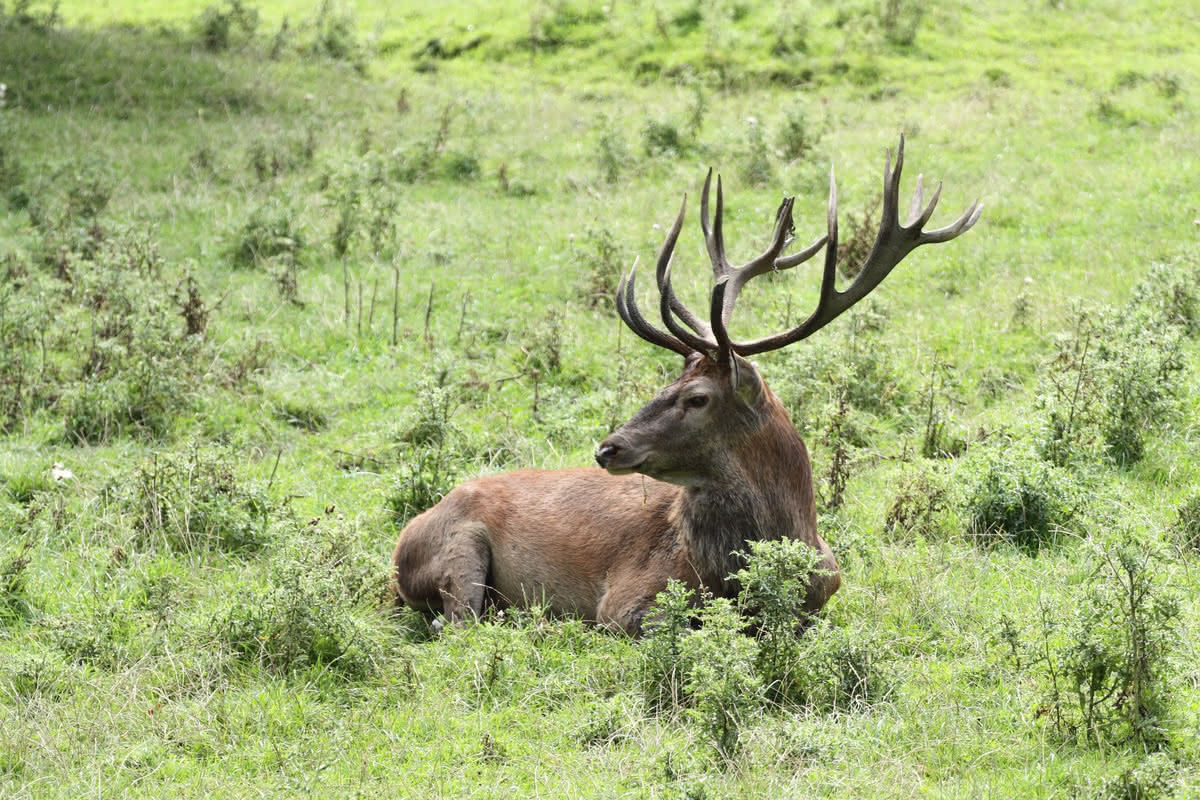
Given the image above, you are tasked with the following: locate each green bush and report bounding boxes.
[640,578,696,714]
[642,119,688,158]
[215,515,386,678]
[1022,536,1181,749]
[680,597,763,760]
[48,230,211,443]
[785,617,892,713]
[194,0,259,52]
[229,203,305,267]
[1169,492,1200,553]
[595,123,631,184]
[1038,285,1191,467]
[733,538,826,703]
[129,444,272,554]
[741,118,772,185]
[885,465,951,540]
[0,537,35,625]
[389,379,468,525]
[962,442,1078,549]
[775,100,821,161]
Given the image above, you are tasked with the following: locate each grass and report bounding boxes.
[1,0,1200,796]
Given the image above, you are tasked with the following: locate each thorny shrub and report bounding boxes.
[129,444,272,554]
[215,511,387,678]
[961,440,1079,549]
[1013,536,1181,749]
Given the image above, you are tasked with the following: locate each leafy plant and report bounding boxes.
[194,0,259,52]
[0,537,35,624]
[215,513,386,678]
[1022,536,1181,749]
[734,538,825,703]
[595,122,631,184]
[229,203,305,267]
[740,118,772,185]
[680,596,763,760]
[962,441,1078,549]
[775,100,821,161]
[639,578,696,714]
[130,444,272,554]
[642,119,688,158]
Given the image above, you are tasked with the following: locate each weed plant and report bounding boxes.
[215,512,386,678]
[962,440,1079,549]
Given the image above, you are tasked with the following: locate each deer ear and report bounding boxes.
[728,354,762,406]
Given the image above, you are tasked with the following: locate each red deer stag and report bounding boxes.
[392,135,981,635]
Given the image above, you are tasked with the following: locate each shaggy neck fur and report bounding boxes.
[671,389,816,593]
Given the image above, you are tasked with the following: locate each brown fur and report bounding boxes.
[392,355,840,635]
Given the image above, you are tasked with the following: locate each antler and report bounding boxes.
[727,134,982,355]
[615,135,982,362]
[698,169,826,329]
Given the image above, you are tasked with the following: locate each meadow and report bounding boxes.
[1,0,1199,796]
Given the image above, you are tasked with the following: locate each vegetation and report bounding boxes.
[1,0,1199,796]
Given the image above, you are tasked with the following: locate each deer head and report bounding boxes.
[595,135,982,486]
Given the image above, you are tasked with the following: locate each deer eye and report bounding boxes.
[684,395,709,409]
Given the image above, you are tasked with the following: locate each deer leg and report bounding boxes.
[596,578,664,637]
[434,525,492,625]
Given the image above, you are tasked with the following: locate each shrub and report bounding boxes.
[59,232,209,443]
[1037,301,1187,467]
[642,119,687,158]
[194,0,259,52]
[680,596,763,760]
[1024,536,1181,749]
[885,465,951,540]
[741,118,772,186]
[229,203,305,267]
[0,537,35,625]
[1169,492,1200,553]
[640,578,696,714]
[215,514,386,678]
[439,151,481,182]
[785,617,892,713]
[881,0,925,46]
[307,1,368,72]
[1128,259,1200,338]
[775,101,821,161]
[130,444,272,554]
[962,441,1078,549]
[576,226,627,309]
[733,538,826,703]
[595,123,631,184]
[389,379,467,525]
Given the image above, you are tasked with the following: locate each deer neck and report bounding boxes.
[673,398,815,593]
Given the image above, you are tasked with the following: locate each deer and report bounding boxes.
[392,135,981,635]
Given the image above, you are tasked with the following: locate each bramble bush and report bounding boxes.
[214,512,387,678]
[129,444,272,555]
[961,440,1079,549]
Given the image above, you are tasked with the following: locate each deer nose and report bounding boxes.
[595,443,621,468]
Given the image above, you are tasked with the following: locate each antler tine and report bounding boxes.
[728,136,982,357]
[700,169,731,279]
[660,262,717,354]
[710,278,733,367]
[616,261,693,357]
[656,194,714,340]
[920,198,983,243]
[774,233,827,269]
[717,195,797,327]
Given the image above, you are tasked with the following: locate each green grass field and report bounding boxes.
[2,0,1200,796]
